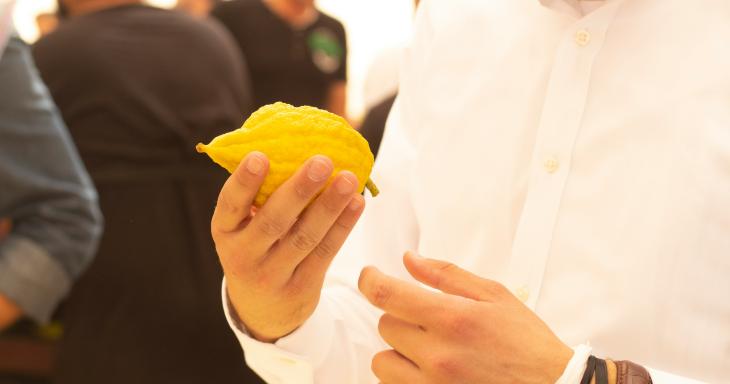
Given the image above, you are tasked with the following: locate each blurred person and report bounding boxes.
[35,13,59,38]
[212,0,348,117]
[32,1,263,383]
[175,0,219,18]
[211,0,730,383]
[0,11,102,384]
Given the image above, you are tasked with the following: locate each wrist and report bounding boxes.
[589,360,617,384]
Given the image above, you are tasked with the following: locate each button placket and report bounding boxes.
[506,3,625,309]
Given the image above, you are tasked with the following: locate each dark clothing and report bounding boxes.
[33,5,262,384]
[358,94,396,159]
[212,0,347,109]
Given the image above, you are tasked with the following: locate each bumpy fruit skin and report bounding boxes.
[196,102,378,207]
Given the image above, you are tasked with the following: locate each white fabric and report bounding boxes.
[362,44,403,111]
[555,344,593,384]
[224,0,730,383]
[0,0,15,58]
[579,1,605,14]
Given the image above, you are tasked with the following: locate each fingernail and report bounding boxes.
[246,153,264,175]
[335,174,355,195]
[308,157,331,182]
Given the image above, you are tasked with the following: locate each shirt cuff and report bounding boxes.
[221,278,335,384]
[0,235,71,323]
[555,344,592,384]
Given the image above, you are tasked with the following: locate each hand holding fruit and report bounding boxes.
[198,103,376,341]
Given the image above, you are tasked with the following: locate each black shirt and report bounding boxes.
[359,94,396,159]
[212,0,347,109]
[33,5,262,384]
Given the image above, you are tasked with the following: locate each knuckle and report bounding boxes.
[370,282,393,308]
[233,165,255,187]
[289,226,318,252]
[429,354,462,377]
[294,179,315,200]
[436,261,459,274]
[442,311,476,338]
[255,211,287,237]
[216,192,240,217]
[333,214,356,231]
[311,238,336,260]
[252,270,273,288]
[321,194,345,213]
[429,262,458,291]
[285,277,307,297]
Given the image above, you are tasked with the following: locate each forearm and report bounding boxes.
[0,35,102,323]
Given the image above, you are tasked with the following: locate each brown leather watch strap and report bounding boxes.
[615,360,652,384]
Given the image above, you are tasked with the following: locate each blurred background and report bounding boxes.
[11,0,415,120]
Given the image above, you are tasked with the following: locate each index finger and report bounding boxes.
[212,152,268,234]
[358,266,457,327]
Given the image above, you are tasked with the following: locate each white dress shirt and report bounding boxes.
[224,0,730,382]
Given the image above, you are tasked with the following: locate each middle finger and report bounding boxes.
[267,170,359,275]
[240,155,333,259]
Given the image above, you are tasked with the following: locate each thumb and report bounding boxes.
[403,252,507,302]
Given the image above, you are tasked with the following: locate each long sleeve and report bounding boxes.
[224,92,421,383]
[222,6,432,382]
[223,0,729,381]
[0,35,103,323]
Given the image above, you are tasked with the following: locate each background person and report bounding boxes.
[0,20,102,384]
[212,0,348,117]
[32,0,262,383]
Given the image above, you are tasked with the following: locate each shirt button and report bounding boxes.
[515,286,530,303]
[575,29,591,46]
[543,156,560,174]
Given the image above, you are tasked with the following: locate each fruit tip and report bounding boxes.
[365,179,380,197]
[195,143,205,153]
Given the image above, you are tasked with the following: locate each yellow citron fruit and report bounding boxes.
[196,102,379,207]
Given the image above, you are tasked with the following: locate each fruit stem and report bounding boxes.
[365,179,380,197]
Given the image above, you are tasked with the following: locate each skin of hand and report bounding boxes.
[358,252,574,384]
[213,152,365,342]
